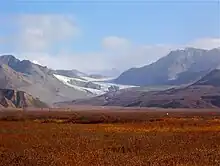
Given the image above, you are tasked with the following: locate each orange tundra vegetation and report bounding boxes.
[0,109,220,166]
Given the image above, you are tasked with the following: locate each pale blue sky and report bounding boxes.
[0,1,219,73]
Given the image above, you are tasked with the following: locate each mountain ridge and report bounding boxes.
[55,69,220,109]
[193,69,220,87]
[114,48,220,86]
[1,47,220,107]
[0,55,133,105]
[0,55,91,105]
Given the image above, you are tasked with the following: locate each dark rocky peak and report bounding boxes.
[115,47,220,86]
[0,55,51,76]
[0,55,20,65]
[0,55,31,74]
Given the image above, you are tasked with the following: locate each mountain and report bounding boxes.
[0,89,47,108]
[0,55,134,105]
[0,63,31,89]
[37,67,132,96]
[0,55,90,105]
[56,69,220,108]
[193,69,220,86]
[114,48,220,86]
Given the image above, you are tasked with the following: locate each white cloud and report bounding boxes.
[0,14,219,76]
[16,14,80,52]
[102,36,131,51]
[101,36,174,70]
[17,51,113,72]
[118,44,175,69]
[186,38,220,50]
[13,36,220,76]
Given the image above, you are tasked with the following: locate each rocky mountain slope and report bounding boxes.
[0,55,134,105]
[56,69,220,108]
[114,48,220,86]
[0,89,47,108]
[0,55,90,105]
[2,47,220,107]
[193,69,220,86]
[0,64,31,89]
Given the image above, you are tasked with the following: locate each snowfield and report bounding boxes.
[53,74,136,95]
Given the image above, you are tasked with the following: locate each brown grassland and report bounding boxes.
[0,107,220,166]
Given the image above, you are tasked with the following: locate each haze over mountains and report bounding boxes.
[0,47,220,108]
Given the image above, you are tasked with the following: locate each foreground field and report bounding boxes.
[0,109,220,166]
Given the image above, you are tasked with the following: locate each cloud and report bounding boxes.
[13,36,220,76]
[17,51,113,72]
[102,36,131,51]
[101,36,175,70]
[15,14,80,52]
[117,44,175,69]
[0,14,219,76]
[186,38,220,50]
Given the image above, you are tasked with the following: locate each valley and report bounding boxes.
[1,3,219,166]
[1,47,220,109]
[55,69,220,109]
[53,73,135,95]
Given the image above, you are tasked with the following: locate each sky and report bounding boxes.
[0,0,219,76]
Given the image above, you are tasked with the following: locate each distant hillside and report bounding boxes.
[115,48,220,86]
[0,89,47,108]
[57,69,220,109]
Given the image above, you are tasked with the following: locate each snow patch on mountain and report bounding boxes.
[54,74,136,95]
